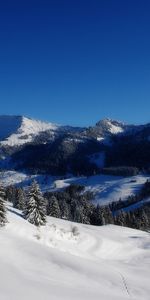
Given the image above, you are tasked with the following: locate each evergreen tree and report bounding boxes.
[5,185,16,203]
[24,181,46,226]
[140,210,149,230]
[59,199,70,220]
[115,210,126,226]
[47,195,61,218]
[92,205,104,225]
[0,185,7,226]
[18,188,26,210]
[14,188,25,210]
[103,206,114,225]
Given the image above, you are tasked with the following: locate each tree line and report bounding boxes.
[0,180,150,232]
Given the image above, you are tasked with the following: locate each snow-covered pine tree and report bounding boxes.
[24,181,46,226]
[5,185,16,204]
[91,204,104,226]
[60,199,70,220]
[0,185,7,226]
[14,188,25,210]
[47,195,61,218]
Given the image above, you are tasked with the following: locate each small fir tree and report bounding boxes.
[24,181,46,226]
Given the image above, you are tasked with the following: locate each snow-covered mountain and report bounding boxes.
[0,115,150,175]
[83,118,136,141]
[0,115,131,147]
[96,118,126,134]
[0,115,59,146]
[1,202,150,300]
[0,115,148,148]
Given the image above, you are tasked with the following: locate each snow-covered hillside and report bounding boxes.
[1,202,150,300]
[54,174,150,204]
[0,171,57,191]
[0,115,59,146]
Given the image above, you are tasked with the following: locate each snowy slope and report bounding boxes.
[0,115,59,146]
[0,203,150,300]
[54,174,150,204]
[0,171,57,191]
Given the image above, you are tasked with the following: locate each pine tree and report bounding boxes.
[92,205,104,225]
[14,188,25,210]
[103,206,114,225]
[47,195,61,218]
[60,199,70,220]
[115,210,126,226]
[73,205,83,223]
[5,185,16,203]
[138,210,149,230]
[0,185,7,226]
[24,181,46,226]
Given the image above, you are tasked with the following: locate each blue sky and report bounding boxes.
[0,0,150,126]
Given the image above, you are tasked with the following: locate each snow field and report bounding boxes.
[0,203,150,300]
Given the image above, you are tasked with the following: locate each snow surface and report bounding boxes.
[0,115,59,146]
[107,120,124,134]
[0,202,150,300]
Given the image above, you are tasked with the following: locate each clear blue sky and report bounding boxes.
[0,0,150,126]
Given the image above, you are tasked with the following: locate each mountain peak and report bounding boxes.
[96,118,125,126]
[95,118,125,135]
[0,115,59,146]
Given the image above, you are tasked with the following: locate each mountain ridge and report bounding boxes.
[0,115,150,175]
[0,114,150,147]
